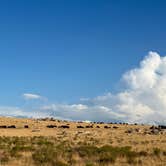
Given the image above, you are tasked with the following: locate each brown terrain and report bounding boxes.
[0,117,165,166]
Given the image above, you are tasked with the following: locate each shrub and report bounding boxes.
[76,145,99,157]
[0,151,9,163]
[76,145,139,164]
[163,151,166,156]
[32,145,57,165]
[139,151,148,156]
[86,163,94,166]
[153,148,161,156]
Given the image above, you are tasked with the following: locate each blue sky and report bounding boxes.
[1,1,166,123]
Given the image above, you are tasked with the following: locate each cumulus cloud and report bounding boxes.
[40,104,117,122]
[38,52,166,124]
[23,93,43,100]
[1,52,166,125]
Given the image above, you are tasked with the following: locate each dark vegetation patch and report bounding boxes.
[0,136,164,165]
[76,145,144,164]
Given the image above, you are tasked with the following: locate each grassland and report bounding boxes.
[0,117,165,166]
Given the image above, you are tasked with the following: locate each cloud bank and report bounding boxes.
[1,52,166,125]
[0,106,25,117]
[39,52,166,124]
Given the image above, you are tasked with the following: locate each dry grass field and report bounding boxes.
[0,117,165,166]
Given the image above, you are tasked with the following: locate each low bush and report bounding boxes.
[153,148,161,156]
[0,136,161,165]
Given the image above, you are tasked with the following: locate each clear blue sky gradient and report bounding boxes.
[0,0,166,106]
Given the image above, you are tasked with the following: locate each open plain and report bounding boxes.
[0,117,165,166]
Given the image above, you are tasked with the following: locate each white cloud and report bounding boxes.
[0,106,25,117]
[23,93,43,100]
[1,52,166,125]
[37,52,166,124]
[40,104,117,122]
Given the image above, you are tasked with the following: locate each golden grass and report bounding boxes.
[0,117,165,166]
